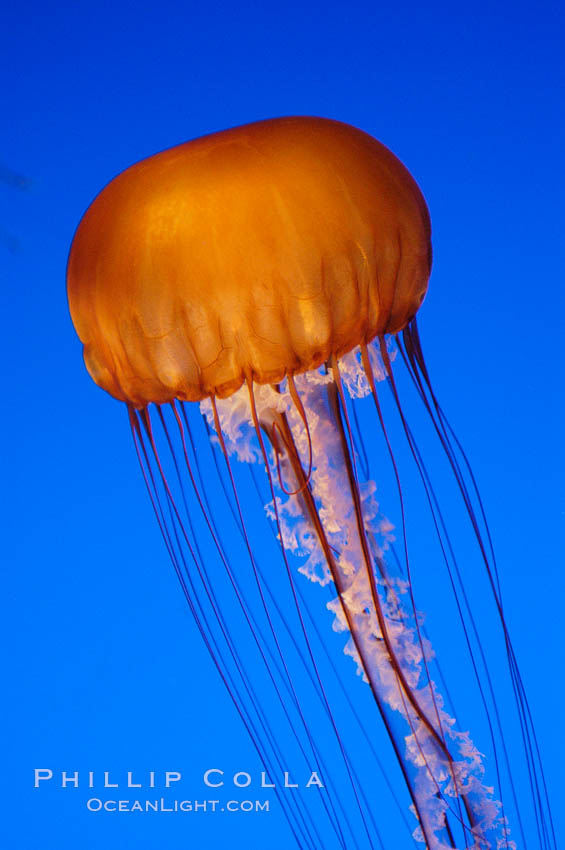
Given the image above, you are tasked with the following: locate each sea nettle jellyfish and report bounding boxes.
[67,117,554,850]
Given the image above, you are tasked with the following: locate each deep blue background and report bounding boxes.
[2,0,563,847]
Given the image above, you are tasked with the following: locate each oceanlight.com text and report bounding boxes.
[86,798,270,813]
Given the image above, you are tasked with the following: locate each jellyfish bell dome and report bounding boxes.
[67,116,432,407]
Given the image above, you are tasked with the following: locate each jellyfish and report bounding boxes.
[67,117,554,849]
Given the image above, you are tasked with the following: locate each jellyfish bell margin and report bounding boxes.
[67,116,555,850]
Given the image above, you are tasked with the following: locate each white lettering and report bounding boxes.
[203,769,224,787]
[127,772,141,788]
[306,771,324,788]
[62,771,79,788]
[260,772,274,788]
[104,772,118,788]
[233,771,251,788]
[34,769,52,787]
